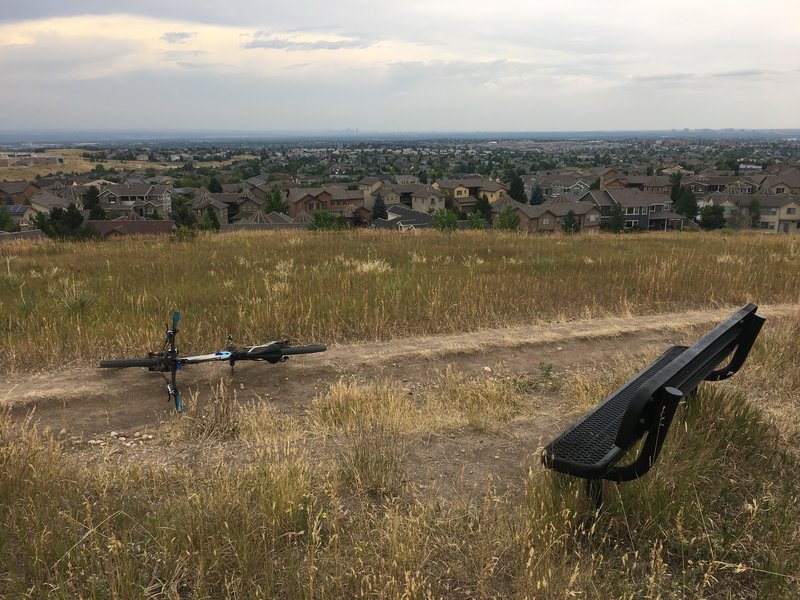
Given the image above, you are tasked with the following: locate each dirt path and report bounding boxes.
[5,303,795,438]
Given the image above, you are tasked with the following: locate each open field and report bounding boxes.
[0,148,258,180]
[2,230,800,597]
[1,229,799,372]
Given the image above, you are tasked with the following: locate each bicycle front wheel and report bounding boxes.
[99,357,160,369]
[280,344,327,355]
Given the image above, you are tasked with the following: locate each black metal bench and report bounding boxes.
[542,303,765,506]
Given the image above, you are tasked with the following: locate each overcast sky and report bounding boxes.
[2,1,799,133]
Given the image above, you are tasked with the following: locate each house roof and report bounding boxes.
[1,204,30,215]
[373,204,433,229]
[102,184,152,197]
[606,188,669,208]
[88,219,176,236]
[0,181,33,195]
[708,193,799,209]
[30,192,70,209]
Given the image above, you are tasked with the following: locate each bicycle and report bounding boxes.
[99,311,326,412]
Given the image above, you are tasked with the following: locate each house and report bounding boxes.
[0,229,46,243]
[373,204,433,231]
[188,190,228,225]
[536,175,592,200]
[759,169,800,195]
[706,194,800,234]
[0,204,37,230]
[580,189,686,231]
[433,176,508,205]
[98,184,172,218]
[382,183,446,214]
[286,186,364,218]
[0,180,40,204]
[491,197,601,233]
[29,192,76,215]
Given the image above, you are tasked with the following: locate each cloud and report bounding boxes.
[243,31,374,51]
[162,31,196,44]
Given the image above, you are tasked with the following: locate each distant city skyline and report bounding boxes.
[2,1,799,133]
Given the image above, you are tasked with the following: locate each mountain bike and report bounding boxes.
[99,311,326,412]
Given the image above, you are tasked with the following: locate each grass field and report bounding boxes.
[1,229,799,371]
[0,148,257,181]
[2,229,800,598]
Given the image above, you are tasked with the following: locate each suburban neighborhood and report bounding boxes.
[2,135,800,240]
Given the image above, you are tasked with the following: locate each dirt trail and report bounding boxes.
[5,303,795,438]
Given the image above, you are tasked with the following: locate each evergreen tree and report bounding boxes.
[748,199,761,228]
[508,172,526,202]
[170,197,197,228]
[606,205,625,233]
[475,194,491,220]
[674,188,698,220]
[83,185,106,220]
[372,193,388,220]
[208,176,223,193]
[561,209,580,234]
[33,203,96,239]
[0,207,19,232]
[200,206,220,231]
[309,211,345,230]
[531,184,544,205]
[669,172,683,201]
[699,204,726,230]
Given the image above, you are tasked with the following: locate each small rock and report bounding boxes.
[109,431,118,438]
[483,366,492,373]
[88,439,102,445]
[494,455,500,459]
[134,432,142,438]
[557,347,563,351]
[239,383,245,389]
[58,428,67,437]
[124,442,133,448]
[118,437,126,442]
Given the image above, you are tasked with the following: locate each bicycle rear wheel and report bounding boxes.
[99,357,160,368]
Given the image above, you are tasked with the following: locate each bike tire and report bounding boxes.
[280,344,327,355]
[99,357,161,369]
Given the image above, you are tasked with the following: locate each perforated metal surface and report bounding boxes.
[544,346,687,476]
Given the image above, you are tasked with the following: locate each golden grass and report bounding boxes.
[1,229,799,372]
[2,357,798,597]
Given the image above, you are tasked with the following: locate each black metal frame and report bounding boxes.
[542,303,765,506]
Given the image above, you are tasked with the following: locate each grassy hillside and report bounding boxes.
[1,229,799,371]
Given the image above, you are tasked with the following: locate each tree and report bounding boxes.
[530,184,544,205]
[589,178,600,190]
[83,185,105,220]
[309,211,345,230]
[432,209,458,231]
[265,187,289,214]
[494,207,520,231]
[0,207,19,232]
[508,172,526,203]
[560,210,581,234]
[417,169,428,184]
[669,173,683,201]
[467,213,487,229]
[605,204,625,233]
[170,197,197,228]
[699,204,726,230]
[748,199,761,228]
[674,187,698,220]
[200,206,220,231]
[208,176,223,193]
[475,194,491,220]
[33,203,96,239]
[372,193,388,220]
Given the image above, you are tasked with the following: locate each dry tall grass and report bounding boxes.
[1,229,799,371]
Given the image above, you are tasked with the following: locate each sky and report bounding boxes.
[2,1,799,133]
